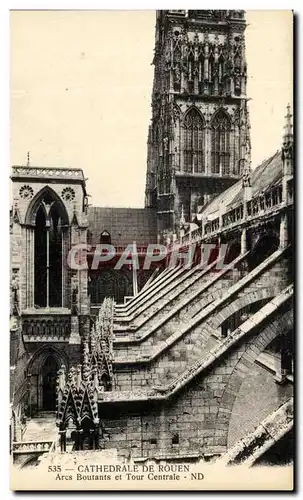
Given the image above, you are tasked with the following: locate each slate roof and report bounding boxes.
[88,207,158,246]
[198,150,282,221]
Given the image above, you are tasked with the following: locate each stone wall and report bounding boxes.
[100,306,293,460]
[113,256,290,389]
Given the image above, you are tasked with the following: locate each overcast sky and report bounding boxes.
[10,10,293,207]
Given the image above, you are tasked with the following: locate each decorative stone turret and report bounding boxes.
[56,298,115,451]
[280,103,293,249]
[281,103,293,202]
[241,133,252,255]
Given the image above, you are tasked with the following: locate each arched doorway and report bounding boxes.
[42,355,60,411]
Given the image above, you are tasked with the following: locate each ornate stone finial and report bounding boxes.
[91,323,97,353]
[76,364,82,388]
[283,103,293,148]
[58,365,66,391]
[26,151,30,167]
[82,342,90,382]
[242,154,251,188]
[180,205,186,228]
[68,366,77,386]
[242,131,252,189]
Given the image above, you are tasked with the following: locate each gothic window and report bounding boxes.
[211,110,231,175]
[33,190,68,308]
[173,45,181,92]
[218,53,225,83]
[198,51,204,93]
[208,52,214,82]
[188,52,195,93]
[183,108,205,174]
[100,230,111,244]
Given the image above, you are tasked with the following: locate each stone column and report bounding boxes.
[274,355,285,384]
[59,430,66,452]
[279,212,288,249]
[241,227,247,255]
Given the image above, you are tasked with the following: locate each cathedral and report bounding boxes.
[10,10,294,470]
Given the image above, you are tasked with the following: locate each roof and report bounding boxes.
[88,207,158,246]
[198,150,282,221]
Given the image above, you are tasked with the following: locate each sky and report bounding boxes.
[10,10,293,207]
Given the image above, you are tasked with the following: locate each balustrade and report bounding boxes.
[183,182,290,243]
[22,315,71,341]
[12,440,53,454]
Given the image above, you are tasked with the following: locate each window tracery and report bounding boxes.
[211,110,231,175]
[183,108,205,174]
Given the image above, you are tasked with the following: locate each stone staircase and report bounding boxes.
[22,412,57,442]
[13,412,58,467]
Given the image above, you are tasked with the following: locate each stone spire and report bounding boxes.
[281,103,293,206]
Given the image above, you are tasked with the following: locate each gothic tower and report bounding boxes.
[145,10,250,243]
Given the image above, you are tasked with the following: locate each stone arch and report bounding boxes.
[214,308,293,452]
[20,453,42,469]
[207,286,279,331]
[27,346,68,413]
[28,345,68,374]
[25,185,69,227]
[182,105,205,125]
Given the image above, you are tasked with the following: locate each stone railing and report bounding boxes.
[182,182,292,244]
[22,314,71,342]
[11,166,84,181]
[175,170,241,180]
[12,440,53,454]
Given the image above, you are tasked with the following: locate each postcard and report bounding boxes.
[10,9,294,491]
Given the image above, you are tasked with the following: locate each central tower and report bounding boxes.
[145,10,250,243]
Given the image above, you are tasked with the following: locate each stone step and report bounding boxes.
[23,414,57,442]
